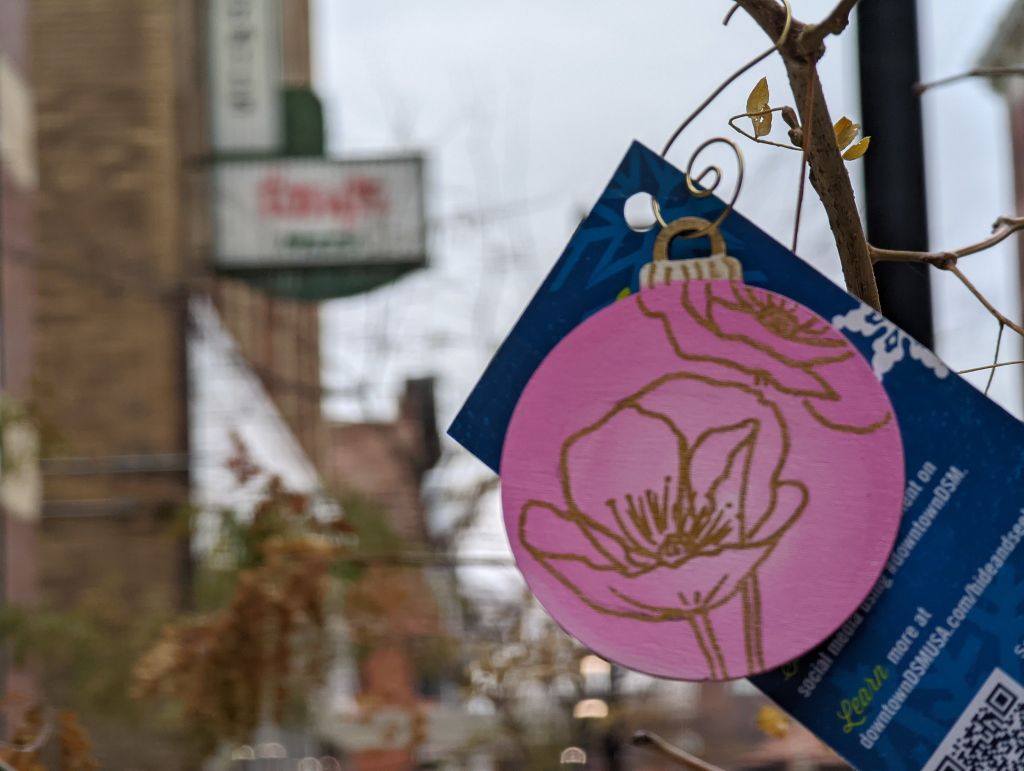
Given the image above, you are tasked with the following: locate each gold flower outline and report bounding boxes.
[636,280,893,435]
[518,372,809,679]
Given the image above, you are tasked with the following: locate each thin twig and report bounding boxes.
[340,551,516,568]
[797,0,862,55]
[915,66,1024,94]
[727,108,802,151]
[869,216,1024,267]
[732,1,1020,344]
[632,731,726,771]
[869,217,1024,338]
[947,264,1024,338]
[959,359,1024,375]
[733,0,797,48]
[985,323,1006,395]
[660,42,778,158]
[734,0,881,309]
[792,71,816,252]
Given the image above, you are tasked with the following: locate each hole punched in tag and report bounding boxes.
[623,191,659,233]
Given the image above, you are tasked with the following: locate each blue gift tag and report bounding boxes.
[449,141,1024,770]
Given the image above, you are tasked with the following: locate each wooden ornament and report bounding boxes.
[500,219,904,681]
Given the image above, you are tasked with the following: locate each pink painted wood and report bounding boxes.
[500,280,904,680]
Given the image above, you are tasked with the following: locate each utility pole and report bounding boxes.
[858,0,935,348]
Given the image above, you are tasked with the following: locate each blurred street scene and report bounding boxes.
[0,0,1021,769]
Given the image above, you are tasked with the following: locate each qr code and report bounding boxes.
[923,669,1024,771]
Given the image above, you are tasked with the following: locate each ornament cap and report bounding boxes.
[642,216,743,287]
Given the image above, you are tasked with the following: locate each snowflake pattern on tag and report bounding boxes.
[832,305,950,381]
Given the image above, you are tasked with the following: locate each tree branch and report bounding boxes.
[632,731,726,771]
[959,359,1024,375]
[725,2,1023,370]
[869,216,1024,267]
[783,59,880,306]
[915,66,1024,94]
[947,265,1024,338]
[984,323,1005,395]
[732,0,803,56]
[798,0,862,56]
[733,0,881,309]
[868,217,1024,337]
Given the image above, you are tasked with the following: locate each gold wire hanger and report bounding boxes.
[651,0,793,240]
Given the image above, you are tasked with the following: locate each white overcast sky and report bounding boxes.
[312,0,1023,572]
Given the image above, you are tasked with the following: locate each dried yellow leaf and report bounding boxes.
[833,116,860,151]
[747,77,772,138]
[747,76,770,113]
[756,704,791,739]
[843,136,871,161]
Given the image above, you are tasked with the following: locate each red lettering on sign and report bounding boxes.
[258,174,390,220]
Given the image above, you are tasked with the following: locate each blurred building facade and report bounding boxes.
[319,379,463,770]
[32,1,212,763]
[29,0,439,767]
[0,0,41,703]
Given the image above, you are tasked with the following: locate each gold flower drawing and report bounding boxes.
[519,373,808,679]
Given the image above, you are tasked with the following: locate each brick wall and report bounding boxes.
[33,0,188,457]
[213,277,325,469]
[1,0,39,705]
[32,0,192,766]
[282,0,312,88]
[326,379,439,543]
[324,381,443,770]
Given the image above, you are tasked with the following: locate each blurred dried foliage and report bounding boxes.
[466,592,584,700]
[131,531,340,746]
[0,704,98,771]
[127,435,468,760]
[0,582,171,721]
[0,428,469,757]
[132,437,357,749]
[461,590,586,765]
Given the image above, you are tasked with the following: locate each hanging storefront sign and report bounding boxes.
[212,157,427,298]
[208,0,282,154]
[214,157,426,268]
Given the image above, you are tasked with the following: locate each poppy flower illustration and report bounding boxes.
[637,280,893,434]
[518,372,808,680]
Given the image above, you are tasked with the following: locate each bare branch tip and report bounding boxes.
[992,215,1024,230]
[797,0,861,54]
[630,730,726,771]
[959,359,1024,376]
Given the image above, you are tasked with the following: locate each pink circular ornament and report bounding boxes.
[500,238,904,681]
